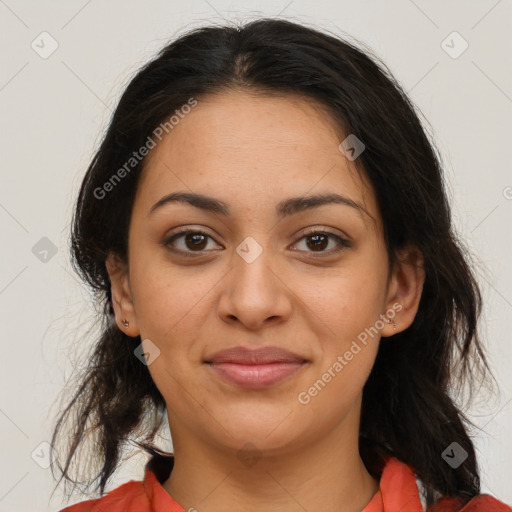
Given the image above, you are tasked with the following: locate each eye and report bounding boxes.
[291,228,351,257]
[163,228,221,257]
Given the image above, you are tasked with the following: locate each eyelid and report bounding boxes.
[299,226,350,241]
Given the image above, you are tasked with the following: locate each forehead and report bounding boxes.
[135,90,378,224]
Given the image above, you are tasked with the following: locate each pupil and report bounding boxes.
[307,234,327,251]
[186,233,207,250]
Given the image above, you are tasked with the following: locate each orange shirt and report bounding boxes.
[59,455,511,512]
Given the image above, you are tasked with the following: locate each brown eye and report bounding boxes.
[305,233,329,251]
[182,232,208,251]
[164,229,221,256]
[292,229,351,256]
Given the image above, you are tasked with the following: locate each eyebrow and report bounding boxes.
[148,191,371,220]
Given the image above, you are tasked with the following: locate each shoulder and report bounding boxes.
[57,454,182,512]
[58,478,150,512]
[379,456,510,512]
[431,494,512,512]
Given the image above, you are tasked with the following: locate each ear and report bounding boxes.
[105,252,140,337]
[380,245,425,337]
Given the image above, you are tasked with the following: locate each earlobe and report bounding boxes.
[105,252,140,337]
[381,246,425,338]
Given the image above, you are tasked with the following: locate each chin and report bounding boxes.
[209,407,306,455]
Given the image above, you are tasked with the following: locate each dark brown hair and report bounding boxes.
[50,18,494,509]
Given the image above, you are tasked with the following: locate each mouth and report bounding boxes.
[204,346,308,389]
[206,361,307,388]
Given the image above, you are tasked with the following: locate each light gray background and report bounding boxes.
[1,1,511,511]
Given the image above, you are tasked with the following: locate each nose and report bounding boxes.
[216,243,293,331]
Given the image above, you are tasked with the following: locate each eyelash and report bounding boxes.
[163,227,351,258]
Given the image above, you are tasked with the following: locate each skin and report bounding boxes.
[106,89,425,512]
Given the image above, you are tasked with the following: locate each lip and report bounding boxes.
[206,346,306,365]
[205,346,308,389]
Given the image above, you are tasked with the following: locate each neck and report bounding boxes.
[163,404,380,512]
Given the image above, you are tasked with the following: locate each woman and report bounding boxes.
[52,18,510,512]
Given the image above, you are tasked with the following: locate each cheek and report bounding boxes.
[130,255,215,339]
[301,270,386,401]
[295,340,378,435]
[305,268,387,339]
[129,260,218,385]
[296,273,385,411]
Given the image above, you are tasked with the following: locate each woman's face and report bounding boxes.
[107,89,421,458]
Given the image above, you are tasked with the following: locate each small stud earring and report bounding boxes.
[122,319,129,328]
